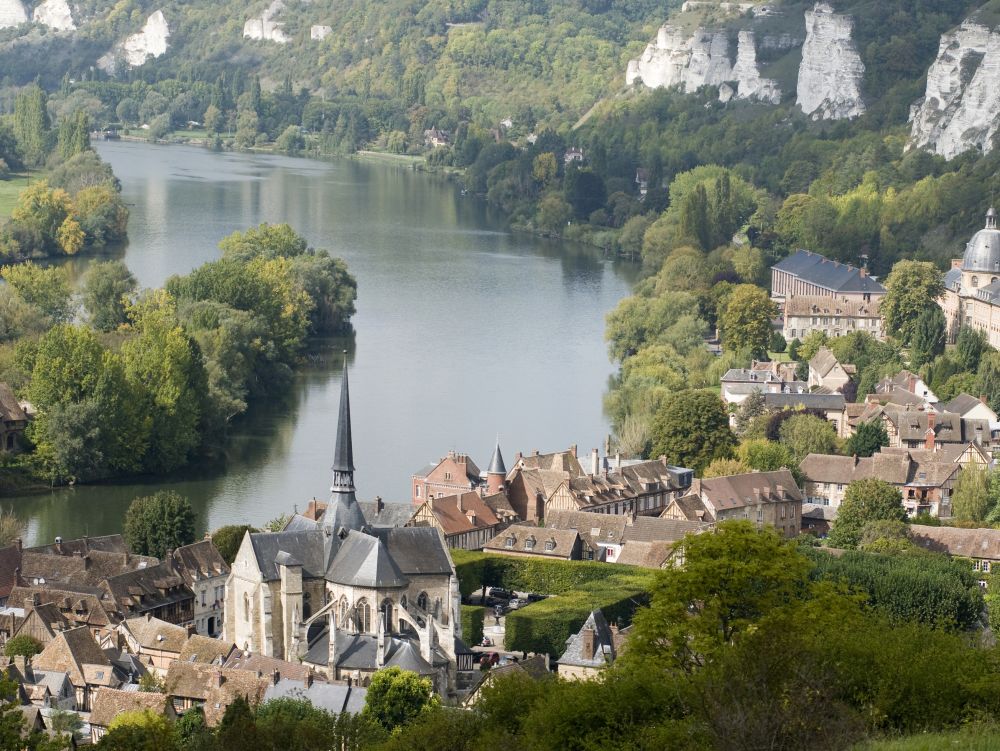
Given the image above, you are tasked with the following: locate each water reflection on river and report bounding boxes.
[10,142,638,545]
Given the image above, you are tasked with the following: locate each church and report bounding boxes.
[223,361,465,695]
[941,208,1000,347]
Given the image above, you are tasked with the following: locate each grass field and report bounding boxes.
[0,172,32,219]
[856,725,1000,750]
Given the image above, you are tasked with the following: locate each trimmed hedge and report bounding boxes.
[806,548,983,630]
[461,605,485,646]
[451,549,647,598]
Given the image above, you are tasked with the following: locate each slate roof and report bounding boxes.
[944,265,963,292]
[0,383,27,424]
[799,452,960,488]
[484,525,579,558]
[33,626,113,688]
[622,516,707,544]
[488,443,507,475]
[304,631,442,675]
[171,540,230,586]
[103,561,192,616]
[164,663,269,726]
[177,636,235,665]
[764,392,846,411]
[373,528,453,576]
[248,531,326,582]
[90,688,172,728]
[772,250,886,295]
[263,678,366,715]
[943,393,993,418]
[909,524,1000,560]
[558,610,615,669]
[125,615,189,653]
[809,347,846,381]
[223,651,315,681]
[357,500,414,529]
[697,470,802,512]
[326,531,408,588]
[881,406,988,444]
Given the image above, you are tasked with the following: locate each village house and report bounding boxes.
[0,383,28,453]
[406,490,517,550]
[224,649,316,680]
[542,511,706,567]
[164,662,270,725]
[483,525,582,560]
[762,391,849,436]
[178,635,237,666]
[782,295,885,342]
[422,128,450,148]
[850,402,990,451]
[225,365,465,697]
[264,670,367,715]
[171,540,230,637]
[11,598,70,648]
[720,367,806,409]
[411,450,487,504]
[942,393,998,424]
[808,347,855,394]
[116,615,189,674]
[799,450,963,516]
[661,470,803,538]
[557,610,616,681]
[464,654,551,706]
[750,359,800,382]
[940,208,1000,347]
[909,524,1000,579]
[32,627,122,711]
[89,688,176,744]
[544,510,628,563]
[771,249,885,304]
[876,370,938,404]
[3,655,76,710]
[504,447,585,522]
[7,586,117,644]
[564,147,584,164]
[103,561,195,626]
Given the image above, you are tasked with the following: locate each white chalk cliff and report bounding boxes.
[244,0,288,43]
[310,24,331,41]
[908,21,1000,160]
[98,10,169,72]
[0,0,27,28]
[796,3,865,120]
[626,25,780,104]
[32,0,74,31]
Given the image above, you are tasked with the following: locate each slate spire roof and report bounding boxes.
[488,440,507,475]
[326,356,367,540]
[332,355,355,475]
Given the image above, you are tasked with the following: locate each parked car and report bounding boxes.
[481,636,493,647]
[489,587,515,600]
[526,593,546,603]
[508,598,522,610]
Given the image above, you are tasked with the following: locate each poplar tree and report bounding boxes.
[12,84,51,167]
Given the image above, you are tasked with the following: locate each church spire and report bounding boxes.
[331,353,355,491]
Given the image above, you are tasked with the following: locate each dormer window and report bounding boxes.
[544,539,556,551]
[505,536,515,548]
[524,536,536,551]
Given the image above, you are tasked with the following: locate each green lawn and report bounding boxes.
[0,172,32,219]
[856,726,1000,750]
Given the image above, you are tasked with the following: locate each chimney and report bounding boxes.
[456,494,464,512]
[590,448,599,477]
[375,495,383,513]
[570,444,577,458]
[925,411,936,450]
[907,373,917,393]
[272,669,280,685]
[25,593,38,609]
[214,670,224,687]
[581,628,595,659]
[466,510,477,526]
[305,669,313,688]
[83,555,91,571]
[532,449,539,457]
[146,613,152,622]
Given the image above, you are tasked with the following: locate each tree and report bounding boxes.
[733,391,765,435]
[951,466,989,522]
[82,260,137,331]
[778,413,838,463]
[536,194,571,235]
[625,521,812,672]
[956,326,990,373]
[203,104,223,134]
[276,126,305,155]
[104,710,177,751]
[843,419,888,458]
[0,508,24,548]
[737,439,796,472]
[908,305,946,368]
[769,331,787,354]
[702,458,751,478]
[8,182,83,256]
[828,479,905,549]
[123,491,196,558]
[4,634,42,658]
[211,525,256,564]
[977,351,1000,415]
[0,263,72,323]
[138,672,165,693]
[57,110,90,160]
[563,169,606,220]
[13,84,52,167]
[881,260,945,345]
[797,330,828,364]
[650,390,736,473]
[718,285,777,358]
[363,667,439,732]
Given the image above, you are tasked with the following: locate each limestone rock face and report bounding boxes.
[244,0,288,43]
[98,10,170,72]
[32,0,75,31]
[796,3,865,120]
[310,24,331,41]
[626,25,780,104]
[0,0,27,29]
[908,22,1000,160]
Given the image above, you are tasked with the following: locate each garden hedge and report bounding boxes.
[461,605,485,646]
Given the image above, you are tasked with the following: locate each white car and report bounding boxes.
[508,598,521,610]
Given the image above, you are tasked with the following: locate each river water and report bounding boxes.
[9,141,637,545]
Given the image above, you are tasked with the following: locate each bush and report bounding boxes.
[212,524,256,564]
[4,634,41,658]
[461,605,485,646]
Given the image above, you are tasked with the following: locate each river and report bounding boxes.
[8,141,638,546]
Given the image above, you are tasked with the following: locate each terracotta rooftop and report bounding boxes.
[164,662,269,726]
[125,615,190,653]
[416,491,503,536]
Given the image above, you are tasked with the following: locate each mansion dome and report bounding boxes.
[962,208,1000,273]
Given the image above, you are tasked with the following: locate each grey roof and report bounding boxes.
[488,442,507,475]
[326,531,408,588]
[622,516,707,544]
[305,631,440,675]
[282,514,319,532]
[332,360,354,473]
[558,610,615,669]
[772,250,885,295]
[763,392,846,410]
[274,551,302,567]
[944,266,962,292]
[263,678,367,715]
[373,528,453,576]
[385,640,436,675]
[962,209,1000,273]
[943,393,988,417]
[357,501,413,529]
[249,531,325,582]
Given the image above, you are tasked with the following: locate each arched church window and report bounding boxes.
[381,599,393,633]
[973,276,980,287]
[417,591,429,612]
[339,597,349,628]
[243,593,250,621]
[356,599,371,633]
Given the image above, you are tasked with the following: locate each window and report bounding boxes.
[415,486,420,498]
[417,592,429,611]
[356,599,371,632]
[524,536,536,551]
[973,275,980,287]
[243,593,250,621]
[545,539,556,551]
[381,599,393,633]
[985,561,992,573]
[505,535,515,548]
[444,472,452,480]
[201,589,207,607]
[339,598,349,628]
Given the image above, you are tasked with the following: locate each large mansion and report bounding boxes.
[941,208,1000,347]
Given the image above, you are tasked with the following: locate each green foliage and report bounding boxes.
[13,85,52,168]
[881,261,946,346]
[1,262,73,322]
[828,479,906,549]
[908,305,946,368]
[843,419,889,458]
[460,605,485,646]
[977,351,1000,415]
[718,284,777,358]
[4,634,42,658]
[82,260,137,331]
[957,326,991,373]
[778,413,838,464]
[211,524,256,565]
[806,548,983,631]
[123,490,196,558]
[649,389,735,473]
[363,667,439,733]
[951,466,990,522]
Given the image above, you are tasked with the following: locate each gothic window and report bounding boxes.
[417,591,429,612]
[339,597,349,628]
[243,593,250,621]
[355,599,372,633]
[381,599,393,633]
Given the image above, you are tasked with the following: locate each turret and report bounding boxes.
[486,440,507,495]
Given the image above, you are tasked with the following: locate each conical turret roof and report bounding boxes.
[488,441,507,475]
[332,360,354,473]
